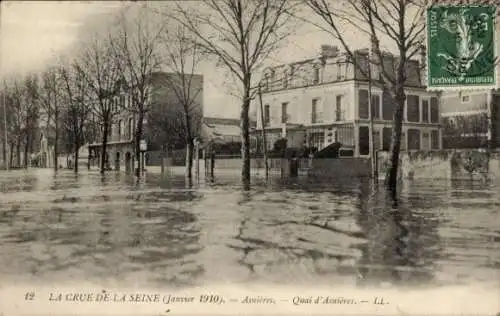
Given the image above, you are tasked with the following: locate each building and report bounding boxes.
[201,117,257,144]
[255,45,442,157]
[88,71,203,171]
[440,89,500,149]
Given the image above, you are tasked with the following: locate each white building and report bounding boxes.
[256,45,443,157]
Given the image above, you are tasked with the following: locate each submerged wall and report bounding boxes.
[377,150,500,181]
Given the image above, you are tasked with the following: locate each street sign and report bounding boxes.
[139,140,147,152]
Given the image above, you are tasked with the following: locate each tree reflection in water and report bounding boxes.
[355,182,442,287]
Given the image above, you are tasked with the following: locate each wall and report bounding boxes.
[212,156,371,180]
[257,81,355,129]
[377,150,500,181]
[441,90,488,115]
[308,158,372,179]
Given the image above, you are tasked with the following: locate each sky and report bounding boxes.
[4,1,497,119]
[0,1,346,119]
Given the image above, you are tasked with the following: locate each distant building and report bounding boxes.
[256,45,442,157]
[88,71,203,171]
[440,89,500,149]
[201,117,257,143]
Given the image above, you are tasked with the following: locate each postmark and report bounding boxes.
[426,5,498,91]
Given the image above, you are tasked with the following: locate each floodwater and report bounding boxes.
[0,168,499,292]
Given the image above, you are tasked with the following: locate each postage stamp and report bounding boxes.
[426,5,498,91]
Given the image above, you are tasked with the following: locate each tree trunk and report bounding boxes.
[9,142,14,168]
[185,111,193,181]
[385,87,406,194]
[24,136,29,168]
[74,139,79,174]
[2,140,6,166]
[489,95,497,150]
[135,111,144,177]
[54,111,59,172]
[240,81,251,188]
[100,117,109,175]
[185,141,194,180]
[16,140,21,167]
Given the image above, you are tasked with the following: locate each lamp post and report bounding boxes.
[139,139,147,174]
[193,137,200,183]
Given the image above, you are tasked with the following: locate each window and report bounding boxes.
[358,126,370,155]
[407,129,421,150]
[422,132,430,150]
[382,127,392,150]
[313,66,320,84]
[382,88,394,120]
[117,120,122,140]
[283,70,289,88]
[263,75,270,91]
[264,104,270,127]
[422,100,430,123]
[358,89,369,119]
[311,98,322,123]
[431,130,439,149]
[460,92,470,103]
[430,97,439,123]
[309,131,325,150]
[336,63,343,80]
[128,118,134,140]
[336,95,344,121]
[120,95,125,109]
[371,94,380,119]
[281,102,288,123]
[406,95,420,122]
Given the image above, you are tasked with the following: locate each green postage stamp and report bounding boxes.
[426,5,498,90]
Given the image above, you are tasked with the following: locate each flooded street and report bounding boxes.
[0,169,499,293]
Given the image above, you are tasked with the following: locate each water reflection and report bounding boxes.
[0,170,498,290]
[355,186,442,287]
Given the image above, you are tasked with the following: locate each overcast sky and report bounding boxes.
[0,1,349,119]
[3,1,497,119]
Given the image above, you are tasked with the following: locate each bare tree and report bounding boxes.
[304,0,436,194]
[305,0,499,193]
[7,80,25,168]
[59,63,92,173]
[155,26,203,181]
[109,5,165,176]
[39,67,62,171]
[75,36,122,174]
[22,74,40,168]
[164,0,296,187]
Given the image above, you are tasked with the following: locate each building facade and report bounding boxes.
[440,89,500,149]
[88,72,203,171]
[256,45,442,157]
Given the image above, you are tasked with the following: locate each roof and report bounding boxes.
[203,117,240,126]
[203,117,257,128]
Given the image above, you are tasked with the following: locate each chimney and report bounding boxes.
[320,45,339,58]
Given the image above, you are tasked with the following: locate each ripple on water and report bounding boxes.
[0,170,498,291]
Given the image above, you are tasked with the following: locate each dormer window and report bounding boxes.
[283,68,289,88]
[262,68,272,91]
[313,67,320,84]
[312,58,323,85]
